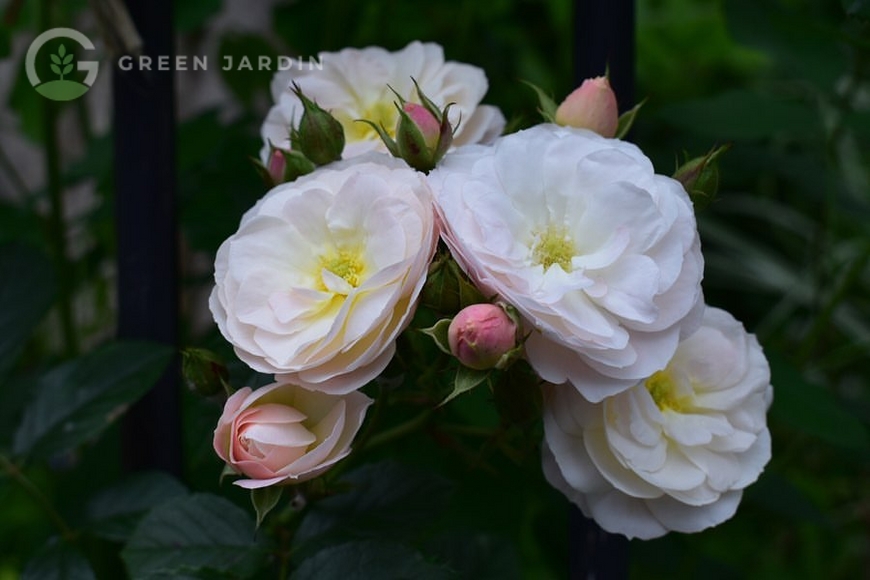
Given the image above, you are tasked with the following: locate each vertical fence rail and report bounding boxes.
[114,0,182,477]
[570,0,635,578]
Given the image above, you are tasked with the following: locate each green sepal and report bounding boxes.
[420,318,453,356]
[522,80,558,123]
[181,347,231,398]
[411,78,445,124]
[673,143,731,208]
[433,102,455,162]
[249,155,276,189]
[251,485,284,529]
[219,464,237,485]
[281,148,316,182]
[356,119,400,157]
[615,98,646,139]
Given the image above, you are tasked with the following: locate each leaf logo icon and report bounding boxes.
[49,44,75,80]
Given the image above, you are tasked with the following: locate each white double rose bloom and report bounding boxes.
[260,41,505,162]
[429,124,705,401]
[209,158,438,393]
[542,306,773,539]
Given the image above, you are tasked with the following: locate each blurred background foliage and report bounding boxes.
[0,0,869,578]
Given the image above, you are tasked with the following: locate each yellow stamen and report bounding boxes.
[645,370,687,412]
[320,248,365,289]
[532,225,576,272]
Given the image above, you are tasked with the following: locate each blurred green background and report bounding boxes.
[0,0,868,578]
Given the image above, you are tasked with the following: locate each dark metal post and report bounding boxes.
[114,0,182,476]
[573,0,635,113]
[570,0,634,578]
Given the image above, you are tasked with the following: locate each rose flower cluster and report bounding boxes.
[208,41,772,540]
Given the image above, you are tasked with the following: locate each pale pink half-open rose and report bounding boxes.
[213,380,373,489]
[542,306,773,539]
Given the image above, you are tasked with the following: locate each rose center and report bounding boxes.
[532,225,576,272]
[340,100,399,142]
[644,370,687,412]
[321,248,366,288]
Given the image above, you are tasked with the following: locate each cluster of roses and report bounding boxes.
[209,41,772,540]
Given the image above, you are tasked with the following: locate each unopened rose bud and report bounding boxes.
[290,83,345,166]
[267,147,286,184]
[448,303,518,370]
[362,79,455,173]
[673,144,730,208]
[555,76,619,138]
[181,348,230,397]
[400,102,441,150]
[253,145,316,188]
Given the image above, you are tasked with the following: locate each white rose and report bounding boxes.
[259,41,505,163]
[428,124,705,401]
[542,306,773,539]
[213,380,373,489]
[209,159,438,393]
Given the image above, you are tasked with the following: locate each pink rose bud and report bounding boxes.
[267,148,286,184]
[554,76,619,138]
[448,303,518,370]
[401,102,441,150]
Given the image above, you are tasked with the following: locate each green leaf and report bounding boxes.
[0,244,55,380]
[658,90,821,140]
[62,53,73,64]
[425,532,522,580]
[420,318,453,356]
[58,44,66,58]
[175,0,222,32]
[743,472,829,526]
[121,493,266,580]
[50,63,61,76]
[522,80,558,122]
[86,472,189,542]
[250,485,283,529]
[843,0,870,17]
[62,64,73,76]
[294,461,454,547]
[50,53,61,65]
[293,540,452,580]
[440,366,489,407]
[12,341,174,461]
[768,353,870,451]
[22,537,96,580]
[137,569,236,580]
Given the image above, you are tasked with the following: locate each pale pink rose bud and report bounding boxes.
[267,148,286,184]
[448,303,518,370]
[554,76,619,138]
[401,102,441,150]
